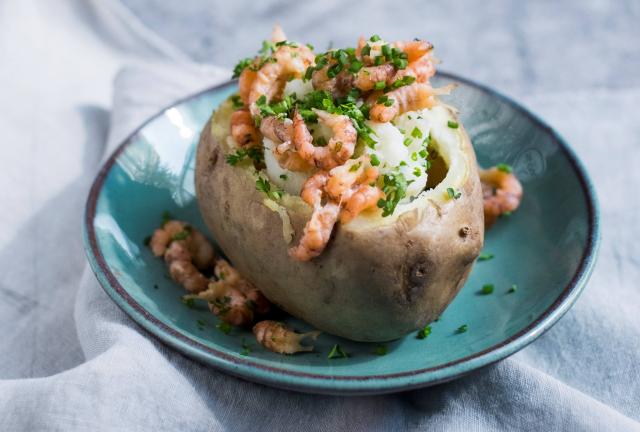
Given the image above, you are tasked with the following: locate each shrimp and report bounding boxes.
[313,109,357,167]
[368,83,450,122]
[238,68,257,105]
[479,167,523,228]
[393,40,433,62]
[230,108,260,147]
[340,185,385,224]
[311,67,353,98]
[149,220,216,293]
[190,259,271,326]
[260,116,293,146]
[353,64,396,91]
[253,321,321,354]
[271,25,287,43]
[248,44,314,116]
[293,110,348,170]
[325,156,373,200]
[261,115,314,172]
[289,172,341,261]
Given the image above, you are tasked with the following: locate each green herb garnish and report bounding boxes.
[216,321,232,335]
[373,345,388,356]
[455,324,468,334]
[447,187,462,199]
[478,252,494,261]
[416,325,432,340]
[508,284,518,294]
[480,284,495,295]
[497,163,513,173]
[377,172,408,217]
[447,120,459,129]
[256,177,283,201]
[328,344,349,359]
[370,153,380,166]
[182,297,195,309]
[411,127,423,139]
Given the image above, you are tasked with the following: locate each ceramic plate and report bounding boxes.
[83,73,599,395]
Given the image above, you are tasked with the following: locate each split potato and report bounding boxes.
[195,100,484,342]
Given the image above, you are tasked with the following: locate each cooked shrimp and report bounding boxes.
[313,109,357,166]
[214,259,270,315]
[248,45,314,116]
[260,116,293,145]
[168,260,209,293]
[238,68,257,105]
[196,281,254,326]
[341,185,385,224]
[325,156,375,200]
[368,83,439,122]
[353,64,396,91]
[190,258,271,326]
[230,108,260,147]
[271,25,287,43]
[479,167,523,228]
[149,220,215,292]
[289,174,341,262]
[393,40,433,62]
[253,321,321,354]
[299,171,329,206]
[311,67,353,98]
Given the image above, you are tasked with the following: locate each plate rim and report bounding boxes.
[83,72,601,395]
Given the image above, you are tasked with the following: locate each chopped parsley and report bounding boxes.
[447,120,459,129]
[478,252,494,261]
[411,127,423,139]
[374,81,386,90]
[403,137,412,147]
[229,94,244,109]
[216,321,232,335]
[377,172,408,217]
[413,167,422,177]
[182,297,195,309]
[240,338,252,356]
[416,325,432,340]
[508,284,518,294]
[226,147,264,166]
[232,57,253,79]
[328,344,349,359]
[480,284,495,295]
[370,153,381,166]
[389,75,416,90]
[447,187,462,199]
[279,174,288,181]
[256,177,283,201]
[369,34,381,42]
[373,345,388,356]
[455,324,468,334]
[497,163,513,173]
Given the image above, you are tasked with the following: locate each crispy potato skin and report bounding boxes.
[196,108,484,342]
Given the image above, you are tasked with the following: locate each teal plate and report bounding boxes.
[83,73,600,395]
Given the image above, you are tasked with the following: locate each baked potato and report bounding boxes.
[195,30,484,342]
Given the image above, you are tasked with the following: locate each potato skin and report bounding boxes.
[196,108,484,342]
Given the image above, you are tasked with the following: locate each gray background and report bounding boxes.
[122,0,640,96]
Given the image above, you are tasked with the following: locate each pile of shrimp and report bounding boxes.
[228,27,450,260]
[149,219,270,327]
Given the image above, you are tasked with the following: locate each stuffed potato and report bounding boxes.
[195,28,484,342]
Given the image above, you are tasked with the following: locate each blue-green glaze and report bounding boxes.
[83,73,600,395]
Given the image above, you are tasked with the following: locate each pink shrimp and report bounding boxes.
[288,200,341,261]
[479,167,523,228]
[353,64,396,91]
[238,68,257,105]
[393,40,433,62]
[291,111,338,170]
[260,115,314,172]
[289,172,341,261]
[325,157,372,200]
[248,44,314,116]
[340,185,385,224]
[292,109,356,170]
[230,108,260,147]
[311,67,354,98]
[368,83,446,122]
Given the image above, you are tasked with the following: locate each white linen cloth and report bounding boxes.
[0,1,639,430]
